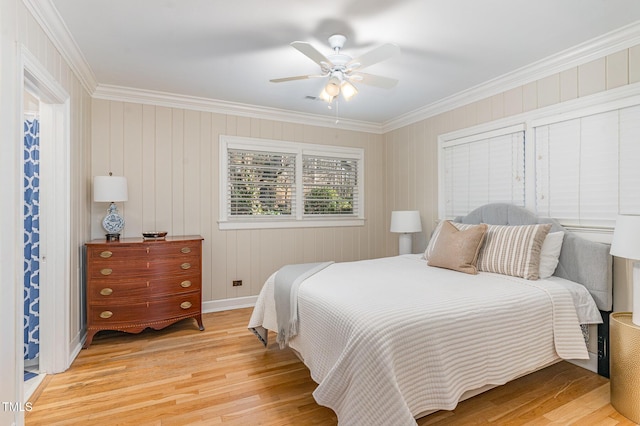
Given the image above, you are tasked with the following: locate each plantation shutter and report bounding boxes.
[535,104,640,227]
[303,154,358,216]
[442,129,525,218]
[227,148,296,217]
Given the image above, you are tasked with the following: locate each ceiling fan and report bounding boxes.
[270,34,400,102]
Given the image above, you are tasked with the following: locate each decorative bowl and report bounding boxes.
[142,231,168,239]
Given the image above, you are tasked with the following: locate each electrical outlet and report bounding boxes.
[232,280,242,287]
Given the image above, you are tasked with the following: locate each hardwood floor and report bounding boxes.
[26,308,635,425]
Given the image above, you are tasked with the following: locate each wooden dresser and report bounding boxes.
[84,235,204,348]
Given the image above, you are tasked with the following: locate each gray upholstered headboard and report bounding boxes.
[454,203,613,311]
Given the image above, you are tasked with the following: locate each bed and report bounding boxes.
[248,203,612,425]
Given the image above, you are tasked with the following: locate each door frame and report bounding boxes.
[19,46,71,378]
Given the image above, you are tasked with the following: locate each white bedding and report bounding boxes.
[248,254,595,425]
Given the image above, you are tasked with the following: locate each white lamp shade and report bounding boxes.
[390,210,422,233]
[93,175,128,202]
[610,215,640,260]
[611,215,640,326]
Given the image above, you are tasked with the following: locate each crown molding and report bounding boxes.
[22,0,97,94]
[92,84,384,133]
[26,0,382,133]
[26,0,640,135]
[382,20,640,133]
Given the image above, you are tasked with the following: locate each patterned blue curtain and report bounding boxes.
[24,117,40,361]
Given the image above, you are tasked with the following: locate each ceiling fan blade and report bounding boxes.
[291,41,332,67]
[347,43,400,70]
[350,72,398,89]
[270,74,323,83]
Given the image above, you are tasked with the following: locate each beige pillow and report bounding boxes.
[427,221,488,274]
[474,223,552,280]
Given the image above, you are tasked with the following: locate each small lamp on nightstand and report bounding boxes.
[390,210,422,255]
[610,214,640,326]
[94,173,128,241]
[610,215,640,424]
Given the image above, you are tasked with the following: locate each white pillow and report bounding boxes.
[424,220,445,260]
[538,231,565,279]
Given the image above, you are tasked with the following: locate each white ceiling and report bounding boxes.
[48,0,640,126]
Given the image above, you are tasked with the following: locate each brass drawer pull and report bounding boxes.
[181,247,191,254]
[100,268,113,276]
[100,287,113,296]
[180,263,191,270]
[99,311,113,319]
[100,250,113,258]
[180,301,192,309]
[180,280,192,288]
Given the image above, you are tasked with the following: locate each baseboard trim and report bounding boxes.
[566,351,598,374]
[69,331,84,364]
[202,296,258,313]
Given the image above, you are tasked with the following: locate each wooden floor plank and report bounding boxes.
[26,308,633,425]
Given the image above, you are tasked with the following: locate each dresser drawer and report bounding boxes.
[87,256,201,279]
[146,240,202,258]
[88,292,201,325]
[87,274,201,300]
[147,255,201,275]
[87,241,200,265]
[87,260,150,279]
[87,245,149,261]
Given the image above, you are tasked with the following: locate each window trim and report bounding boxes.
[219,135,365,230]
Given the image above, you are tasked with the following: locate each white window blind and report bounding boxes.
[303,155,358,216]
[535,104,640,227]
[440,128,525,219]
[619,105,640,214]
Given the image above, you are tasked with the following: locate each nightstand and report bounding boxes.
[610,312,640,423]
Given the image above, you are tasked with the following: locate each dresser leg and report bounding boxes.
[195,315,205,331]
[83,330,98,349]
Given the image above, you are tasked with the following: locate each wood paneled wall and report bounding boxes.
[90,101,387,302]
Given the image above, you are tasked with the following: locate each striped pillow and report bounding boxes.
[467,223,552,280]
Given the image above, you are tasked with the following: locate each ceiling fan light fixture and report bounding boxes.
[325,75,341,97]
[341,81,358,101]
[319,87,334,102]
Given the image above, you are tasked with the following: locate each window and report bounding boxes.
[303,155,358,215]
[227,149,296,217]
[534,104,640,227]
[436,87,640,232]
[219,136,364,230]
[438,125,526,219]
